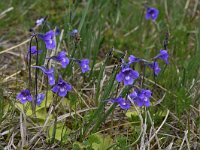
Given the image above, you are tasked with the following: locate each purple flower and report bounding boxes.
[119,100,131,110]
[16,89,32,104]
[116,67,139,85]
[128,55,140,64]
[52,51,69,68]
[35,18,44,26]
[32,66,55,85]
[38,30,56,50]
[111,97,123,103]
[148,62,161,76]
[28,46,42,55]
[129,91,138,99]
[36,93,45,106]
[52,77,72,97]
[129,89,151,107]
[111,97,130,110]
[154,49,169,64]
[70,29,78,37]
[145,7,159,21]
[78,59,90,73]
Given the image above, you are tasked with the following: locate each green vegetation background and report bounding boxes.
[0,0,199,149]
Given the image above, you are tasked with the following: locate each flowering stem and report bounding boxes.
[45,58,51,111]
[72,42,77,59]
[62,45,77,77]
[34,35,39,108]
[153,61,157,90]
[28,36,35,90]
[45,78,49,110]
[162,33,169,74]
[29,34,36,115]
[163,32,169,50]
[141,62,146,88]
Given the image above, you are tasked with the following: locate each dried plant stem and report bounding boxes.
[179,130,190,150]
[147,110,161,149]
[0,39,30,55]
[34,36,39,107]
[2,71,21,82]
[128,95,144,147]
[140,109,147,150]
[145,110,169,146]
[56,107,97,122]
[20,112,27,148]
[0,7,13,19]
[29,35,35,116]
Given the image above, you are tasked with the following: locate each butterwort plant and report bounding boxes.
[15,25,92,143]
[36,93,45,106]
[38,30,56,50]
[16,25,91,107]
[116,67,139,86]
[111,97,130,110]
[116,59,139,86]
[128,55,140,64]
[148,62,161,76]
[14,9,173,146]
[35,17,46,27]
[28,46,42,55]
[16,89,32,104]
[145,7,159,21]
[113,46,169,109]
[32,66,55,86]
[70,58,91,73]
[154,49,169,64]
[52,76,72,97]
[77,59,90,73]
[129,89,152,107]
[51,51,70,68]
[70,29,79,37]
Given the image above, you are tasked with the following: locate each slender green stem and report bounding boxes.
[51,94,59,144]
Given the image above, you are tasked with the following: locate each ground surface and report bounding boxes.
[0,0,200,149]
